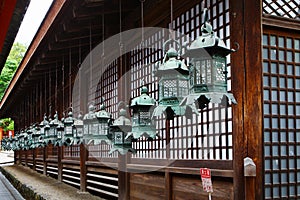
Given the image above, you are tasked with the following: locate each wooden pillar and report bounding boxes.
[230,0,263,199]
[165,169,172,200]
[14,150,17,164]
[32,149,36,170]
[165,119,172,200]
[17,150,21,165]
[80,143,88,192]
[118,154,129,200]
[57,146,63,181]
[25,150,28,167]
[43,147,47,175]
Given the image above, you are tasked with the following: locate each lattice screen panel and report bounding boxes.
[263,0,300,19]
[263,31,300,199]
[130,0,233,161]
[63,145,80,158]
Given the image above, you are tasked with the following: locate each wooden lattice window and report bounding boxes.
[130,0,233,161]
[263,0,300,19]
[263,30,300,199]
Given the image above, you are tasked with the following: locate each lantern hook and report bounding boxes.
[231,42,240,52]
[163,39,181,55]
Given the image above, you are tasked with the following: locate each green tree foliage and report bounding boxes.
[0,118,14,131]
[0,42,27,100]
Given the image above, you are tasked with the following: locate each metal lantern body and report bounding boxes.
[90,104,112,145]
[83,104,98,145]
[12,133,19,150]
[128,86,157,140]
[181,9,237,109]
[26,127,33,150]
[6,136,12,150]
[73,113,84,145]
[1,137,8,150]
[55,121,64,147]
[49,112,60,145]
[18,130,25,150]
[63,111,75,146]
[31,125,42,149]
[109,109,135,155]
[40,115,50,146]
[11,135,19,151]
[153,40,198,120]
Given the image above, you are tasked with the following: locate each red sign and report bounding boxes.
[200,168,213,193]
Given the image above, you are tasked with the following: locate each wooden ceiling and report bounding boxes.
[0,0,192,117]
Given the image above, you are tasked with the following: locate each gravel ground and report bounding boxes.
[2,164,105,200]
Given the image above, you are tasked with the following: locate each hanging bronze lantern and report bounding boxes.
[30,125,40,149]
[1,137,8,150]
[10,136,18,151]
[26,126,33,150]
[109,108,135,155]
[181,8,237,109]
[73,113,84,145]
[55,118,64,147]
[83,104,98,144]
[63,110,76,146]
[127,85,157,140]
[90,102,113,145]
[16,130,23,150]
[40,114,50,146]
[152,39,198,120]
[48,111,60,145]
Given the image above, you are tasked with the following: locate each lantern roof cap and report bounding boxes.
[50,111,60,126]
[83,103,97,120]
[96,103,111,119]
[64,111,74,124]
[73,113,83,126]
[111,108,131,127]
[130,86,156,107]
[155,51,188,76]
[40,114,49,126]
[155,39,189,76]
[185,8,234,57]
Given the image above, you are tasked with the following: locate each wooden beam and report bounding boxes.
[262,15,300,31]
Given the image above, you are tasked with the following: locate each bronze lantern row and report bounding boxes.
[1,8,237,155]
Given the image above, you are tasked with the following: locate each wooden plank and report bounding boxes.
[130,158,232,170]
[46,158,58,163]
[172,175,233,200]
[130,173,165,200]
[86,160,118,168]
[87,166,118,175]
[62,164,80,170]
[126,164,234,177]
[61,159,80,165]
